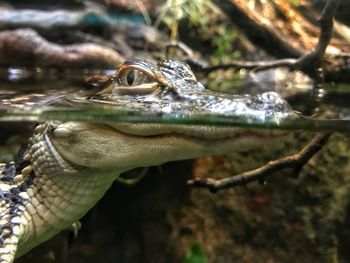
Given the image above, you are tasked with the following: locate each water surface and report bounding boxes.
[0,68,349,133]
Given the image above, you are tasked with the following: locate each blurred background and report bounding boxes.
[0,1,350,262]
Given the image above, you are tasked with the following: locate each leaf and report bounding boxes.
[184,242,208,263]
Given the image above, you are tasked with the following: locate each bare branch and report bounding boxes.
[271,0,340,72]
[187,133,331,193]
[186,0,341,78]
[0,28,125,68]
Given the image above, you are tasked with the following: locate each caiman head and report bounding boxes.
[48,59,297,173]
[1,60,298,262]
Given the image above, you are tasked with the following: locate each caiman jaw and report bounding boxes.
[49,121,279,171]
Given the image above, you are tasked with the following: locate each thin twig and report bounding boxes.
[166,41,297,73]
[187,58,297,74]
[187,133,331,193]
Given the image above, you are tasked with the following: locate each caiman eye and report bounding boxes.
[120,69,151,86]
[113,67,160,95]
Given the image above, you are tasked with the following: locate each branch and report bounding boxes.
[0,28,125,69]
[187,133,331,193]
[184,0,341,77]
[254,0,340,73]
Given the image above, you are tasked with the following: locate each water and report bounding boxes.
[0,68,350,133]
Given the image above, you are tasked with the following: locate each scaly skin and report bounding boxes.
[0,59,297,262]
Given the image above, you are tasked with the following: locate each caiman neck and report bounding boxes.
[16,123,121,256]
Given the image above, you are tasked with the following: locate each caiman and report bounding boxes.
[0,59,297,262]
